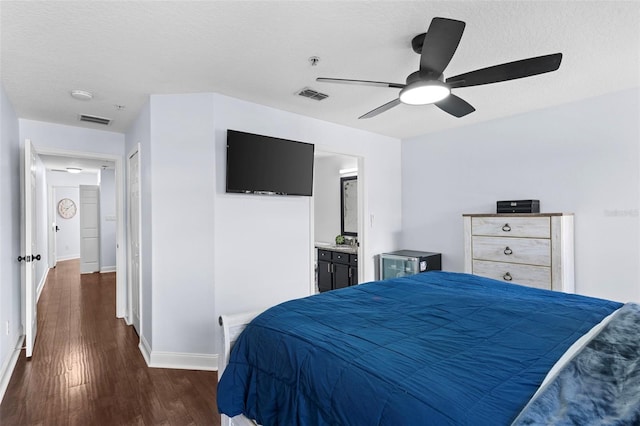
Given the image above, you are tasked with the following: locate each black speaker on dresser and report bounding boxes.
[497,200,540,214]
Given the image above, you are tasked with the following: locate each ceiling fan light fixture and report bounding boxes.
[399,80,450,105]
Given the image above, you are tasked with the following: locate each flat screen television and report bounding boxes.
[226,129,315,196]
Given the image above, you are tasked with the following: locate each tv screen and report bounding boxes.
[226,130,315,196]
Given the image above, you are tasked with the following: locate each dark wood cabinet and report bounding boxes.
[317,248,358,293]
[333,263,350,290]
[317,259,333,293]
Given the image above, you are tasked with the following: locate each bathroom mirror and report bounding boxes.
[340,176,357,236]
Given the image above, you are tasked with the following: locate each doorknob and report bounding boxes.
[55,225,60,232]
[18,254,41,262]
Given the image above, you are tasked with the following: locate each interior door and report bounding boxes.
[20,139,38,358]
[128,150,141,333]
[47,186,57,269]
[79,185,100,273]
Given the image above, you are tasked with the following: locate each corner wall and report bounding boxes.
[0,85,22,402]
[401,88,640,303]
[148,93,216,362]
[126,92,402,368]
[212,93,402,357]
[125,100,152,349]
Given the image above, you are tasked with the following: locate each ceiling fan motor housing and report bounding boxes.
[407,70,444,84]
[411,33,428,54]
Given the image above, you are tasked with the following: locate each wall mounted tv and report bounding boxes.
[226,129,315,196]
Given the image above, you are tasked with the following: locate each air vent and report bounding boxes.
[297,87,329,101]
[78,114,112,126]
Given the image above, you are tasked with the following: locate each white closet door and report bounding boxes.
[80,185,100,274]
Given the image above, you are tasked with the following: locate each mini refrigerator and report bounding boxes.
[379,250,441,280]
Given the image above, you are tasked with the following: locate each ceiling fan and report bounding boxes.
[317,17,562,119]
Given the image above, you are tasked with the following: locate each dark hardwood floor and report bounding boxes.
[0,259,220,426]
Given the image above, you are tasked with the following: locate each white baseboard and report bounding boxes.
[0,335,24,404]
[57,254,79,262]
[148,351,218,371]
[139,335,152,366]
[100,266,116,273]
[36,268,49,302]
[138,336,218,371]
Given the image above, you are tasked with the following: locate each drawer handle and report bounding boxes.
[503,272,513,281]
[503,247,513,255]
[502,223,511,232]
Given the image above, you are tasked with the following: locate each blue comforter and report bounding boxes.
[217,271,622,425]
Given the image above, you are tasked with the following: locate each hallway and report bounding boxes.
[0,260,219,425]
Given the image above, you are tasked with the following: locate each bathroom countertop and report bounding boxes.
[315,242,358,254]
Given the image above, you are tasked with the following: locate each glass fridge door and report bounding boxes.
[381,256,418,280]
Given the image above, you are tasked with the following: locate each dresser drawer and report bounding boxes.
[471,216,550,238]
[472,236,551,266]
[472,260,551,290]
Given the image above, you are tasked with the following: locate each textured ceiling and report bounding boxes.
[1,1,639,140]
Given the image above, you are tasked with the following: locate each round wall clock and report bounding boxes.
[57,198,77,219]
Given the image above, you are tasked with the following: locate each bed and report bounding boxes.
[217,271,640,425]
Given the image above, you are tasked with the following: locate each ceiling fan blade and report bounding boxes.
[358,99,402,119]
[420,17,466,76]
[435,94,475,118]
[446,53,563,88]
[316,77,404,89]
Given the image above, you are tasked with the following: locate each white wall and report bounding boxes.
[212,93,401,357]
[0,85,22,401]
[99,169,117,272]
[48,171,100,261]
[314,154,358,244]
[124,92,401,365]
[401,88,640,303]
[125,100,152,348]
[20,119,125,157]
[52,187,80,260]
[48,169,100,187]
[149,93,216,355]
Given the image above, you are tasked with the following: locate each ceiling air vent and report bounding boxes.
[78,114,112,126]
[297,87,329,101]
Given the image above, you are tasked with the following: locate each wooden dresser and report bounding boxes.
[463,213,574,292]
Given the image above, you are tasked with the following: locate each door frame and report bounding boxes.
[36,147,126,318]
[47,185,57,269]
[310,150,365,294]
[127,144,142,333]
